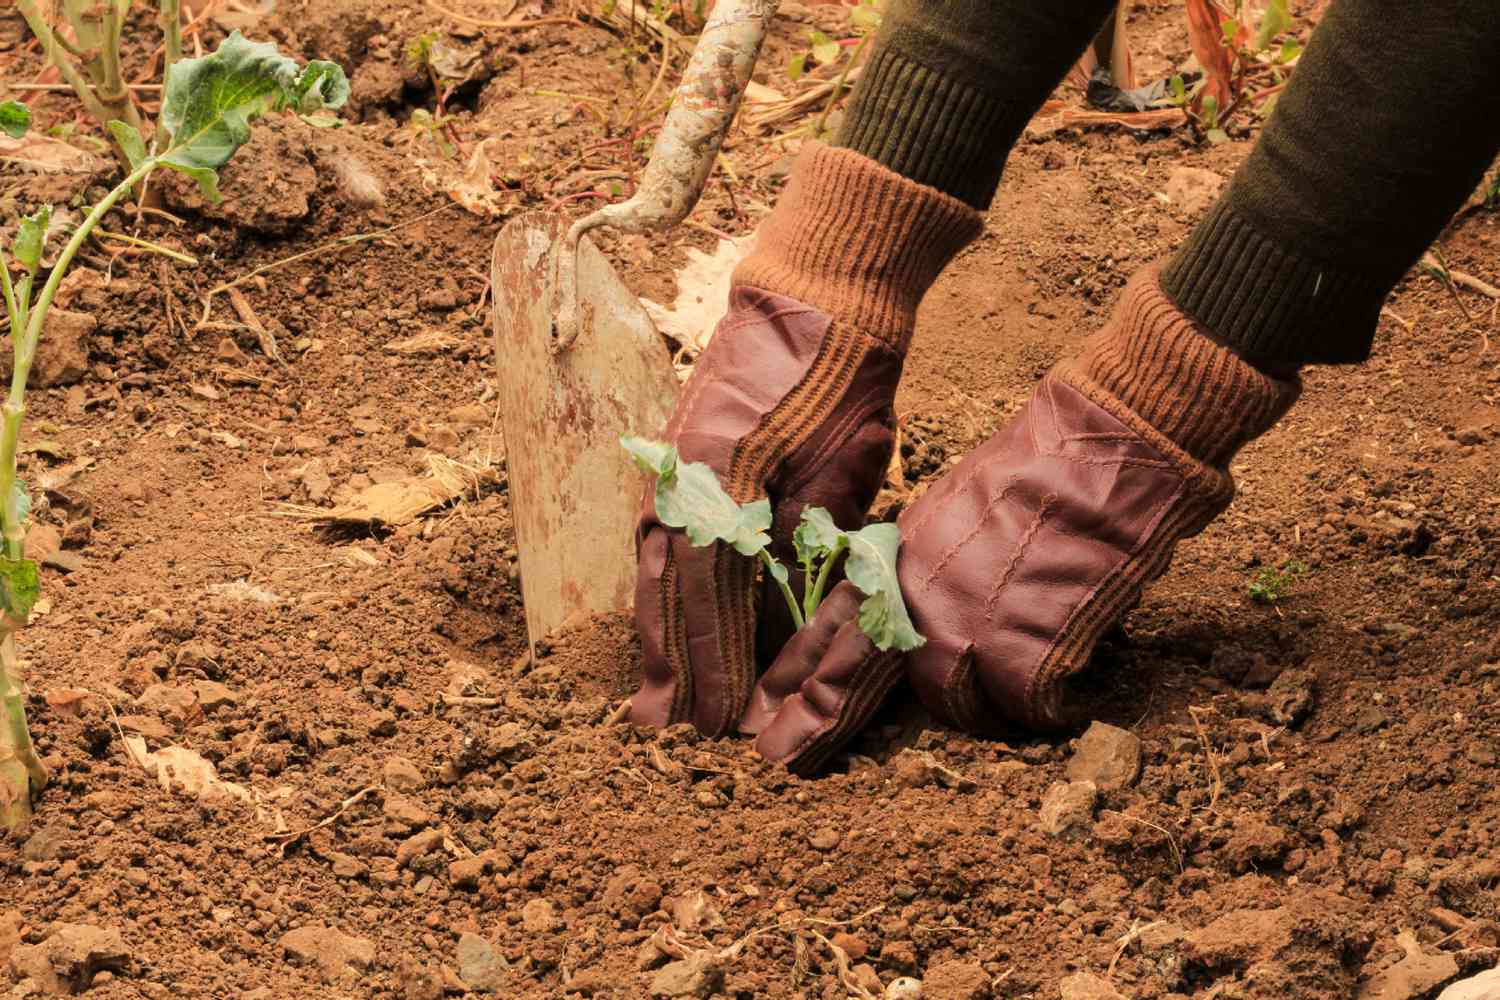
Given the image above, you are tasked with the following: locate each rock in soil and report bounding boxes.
[1,309,92,388]
[383,755,426,792]
[1039,780,1099,836]
[884,978,923,999]
[457,932,509,993]
[7,923,130,995]
[649,953,723,998]
[1436,966,1500,1000]
[278,924,374,984]
[1065,721,1142,790]
[1059,972,1126,999]
[1357,931,1459,1000]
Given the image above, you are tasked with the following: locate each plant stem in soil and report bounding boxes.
[0,158,150,830]
[0,631,46,829]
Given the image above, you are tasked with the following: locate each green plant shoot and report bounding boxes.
[0,34,346,832]
[1248,560,1308,605]
[621,437,924,653]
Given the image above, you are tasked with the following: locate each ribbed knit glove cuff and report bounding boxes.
[1071,266,1302,470]
[733,143,984,351]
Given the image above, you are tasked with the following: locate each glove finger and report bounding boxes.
[628,526,689,728]
[752,582,904,776]
[741,580,861,735]
[673,531,759,738]
[908,635,994,735]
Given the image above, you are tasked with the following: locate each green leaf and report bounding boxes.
[1254,0,1291,50]
[286,60,350,113]
[810,31,840,66]
[849,1,881,32]
[159,31,300,172]
[158,160,222,201]
[765,557,789,587]
[621,436,677,481]
[844,523,923,652]
[107,121,149,170]
[1168,74,1187,105]
[12,479,31,525]
[13,206,52,273]
[299,112,344,129]
[787,52,807,81]
[0,556,40,624]
[1277,38,1302,64]
[793,506,843,565]
[620,438,771,558]
[0,100,30,139]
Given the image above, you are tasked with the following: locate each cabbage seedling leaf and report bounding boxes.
[620,437,771,557]
[845,522,924,652]
[159,31,299,172]
[13,207,52,273]
[793,505,842,564]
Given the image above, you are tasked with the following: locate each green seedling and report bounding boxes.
[621,437,924,652]
[1248,560,1308,605]
[0,35,347,831]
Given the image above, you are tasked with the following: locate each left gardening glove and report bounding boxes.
[630,144,982,737]
[743,266,1301,773]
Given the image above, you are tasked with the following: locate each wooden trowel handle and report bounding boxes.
[554,0,780,350]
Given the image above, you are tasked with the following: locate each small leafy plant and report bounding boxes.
[621,438,924,652]
[1248,560,1308,604]
[1180,0,1300,142]
[0,34,347,831]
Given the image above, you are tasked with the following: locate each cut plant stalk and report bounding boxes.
[0,38,347,831]
[17,0,142,164]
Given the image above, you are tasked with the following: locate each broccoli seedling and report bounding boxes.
[621,437,924,653]
[1248,560,1308,605]
[0,35,347,831]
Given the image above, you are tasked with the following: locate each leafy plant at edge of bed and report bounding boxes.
[0,33,347,830]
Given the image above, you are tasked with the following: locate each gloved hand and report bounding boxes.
[629,144,980,737]
[742,268,1300,772]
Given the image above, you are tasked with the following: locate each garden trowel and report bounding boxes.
[491,0,779,650]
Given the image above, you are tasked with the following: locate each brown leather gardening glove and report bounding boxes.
[630,145,981,737]
[743,267,1301,773]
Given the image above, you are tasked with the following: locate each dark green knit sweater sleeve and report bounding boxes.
[834,0,1117,208]
[1162,0,1500,365]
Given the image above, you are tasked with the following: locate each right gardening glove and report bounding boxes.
[741,267,1302,774]
[630,145,982,737]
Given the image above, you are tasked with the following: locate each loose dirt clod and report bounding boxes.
[8,923,130,996]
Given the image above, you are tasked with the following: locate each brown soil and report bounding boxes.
[3,2,1500,999]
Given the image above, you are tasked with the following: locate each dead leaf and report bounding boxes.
[0,135,110,175]
[641,236,752,358]
[44,688,91,717]
[428,39,488,87]
[36,456,96,492]
[385,331,460,355]
[124,738,252,806]
[1185,0,1234,112]
[433,137,516,219]
[277,454,499,528]
[338,546,380,567]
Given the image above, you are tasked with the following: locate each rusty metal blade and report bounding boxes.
[491,212,678,647]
